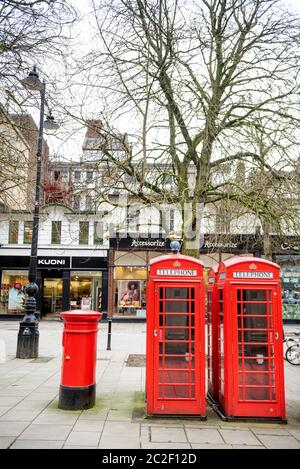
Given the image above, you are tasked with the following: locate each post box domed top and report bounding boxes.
[60,310,102,322]
[149,253,204,279]
[218,256,280,280]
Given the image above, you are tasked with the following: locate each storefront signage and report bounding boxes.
[131,239,165,248]
[157,269,197,276]
[37,257,70,268]
[110,235,170,250]
[233,271,273,278]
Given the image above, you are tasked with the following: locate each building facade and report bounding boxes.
[0,204,108,319]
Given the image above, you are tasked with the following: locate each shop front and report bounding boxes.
[109,236,171,318]
[0,255,108,319]
[275,254,300,322]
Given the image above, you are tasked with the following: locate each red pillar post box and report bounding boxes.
[207,267,219,404]
[146,252,206,418]
[213,257,286,422]
[58,310,102,410]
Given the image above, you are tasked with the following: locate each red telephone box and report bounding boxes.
[146,253,206,417]
[214,257,286,422]
[207,267,219,404]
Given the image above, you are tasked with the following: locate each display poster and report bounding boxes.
[8,285,24,311]
[81,297,92,310]
[118,280,141,309]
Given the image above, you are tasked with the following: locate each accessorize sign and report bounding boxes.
[157,269,198,276]
[233,271,273,278]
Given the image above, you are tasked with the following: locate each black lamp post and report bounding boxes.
[16,66,59,359]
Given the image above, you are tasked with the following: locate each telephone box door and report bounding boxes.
[152,282,203,415]
[231,285,284,418]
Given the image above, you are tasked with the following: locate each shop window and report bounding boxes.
[280,262,300,321]
[79,221,89,245]
[0,270,28,314]
[8,220,19,244]
[70,271,102,311]
[23,221,33,244]
[114,266,147,316]
[51,221,61,244]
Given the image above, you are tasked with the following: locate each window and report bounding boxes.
[169,209,175,232]
[94,221,103,245]
[23,221,33,244]
[73,195,81,211]
[0,270,28,314]
[126,206,139,230]
[79,221,89,245]
[54,171,61,181]
[85,196,92,211]
[215,212,231,233]
[74,171,81,182]
[86,171,93,182]
[8,221,19,244]
[51,221,61,244]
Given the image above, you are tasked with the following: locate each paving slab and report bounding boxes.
[219,429,262,446]
[256,434,300,449]
[186,428,224,444]
[10,439,64,449]
[33,412,80,425]
[0,436,16,449]
[73,419,105,432]
[98,437,141,449]
[150,426,187,443]
[0,410,41,422]
[65,431,101,447]
[0,421,31,437]
[18,423,72,441]
[191,443,232,449]
[142,442,191,449]
[251,427,291,436]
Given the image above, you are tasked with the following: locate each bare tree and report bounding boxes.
[65,0,300,256]
[0,0,77,209]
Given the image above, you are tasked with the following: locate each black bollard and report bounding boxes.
[106,318,112,350]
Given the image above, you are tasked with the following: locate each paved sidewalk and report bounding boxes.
[0,321,299,449]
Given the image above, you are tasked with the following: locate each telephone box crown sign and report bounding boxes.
[173,261,182,267]
[249,263,257,270]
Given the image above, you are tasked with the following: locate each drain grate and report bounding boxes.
[126,354,146,367]
[30,357,54,363]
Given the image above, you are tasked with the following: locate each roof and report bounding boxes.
[150,253,204,267]
[221,256,279,269]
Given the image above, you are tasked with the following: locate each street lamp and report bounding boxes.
[16,66,59,359]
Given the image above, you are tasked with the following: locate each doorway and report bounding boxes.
[42,277,63,316]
